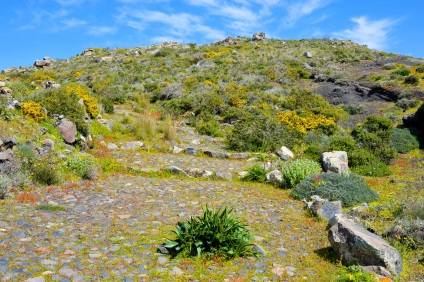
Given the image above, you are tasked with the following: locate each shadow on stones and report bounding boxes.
[313,247,339,264]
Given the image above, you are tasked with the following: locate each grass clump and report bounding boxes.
[336,265,376,282]
[291,172,378,207]
[36,204,67,212]
[164,206,256,259]
[241,165,267,183]
[281,158,322,188]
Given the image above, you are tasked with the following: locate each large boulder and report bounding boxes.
[34,59,51,68]
[58,119,77,144]
[322,151,348,174]
[328,218,403,277]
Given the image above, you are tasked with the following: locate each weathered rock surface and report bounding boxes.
[266,170,282,184]
[304,51,313,58]
[275,146,294,160]
[304,195,342,222]
[328,218,403,277]
[322,151,348,174]
[121,141,144,150]
[58,118,77,144]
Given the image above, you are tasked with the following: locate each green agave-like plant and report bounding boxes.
[165,206,256,259]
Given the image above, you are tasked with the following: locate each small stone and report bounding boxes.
[271,267,285,277]
[24,277,45,282]
[41,259,57,266]
[252,245,267,257]
[170,266,184,276]
[157,256,168,265]
[117,214,132,219]
[88,253,102,259]
[59,267,79,278]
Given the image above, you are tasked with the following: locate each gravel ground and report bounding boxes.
[0,171,334,281]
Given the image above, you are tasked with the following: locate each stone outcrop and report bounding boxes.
[328,217,403,277]
[322,151,348,174]
[252,32,266,41]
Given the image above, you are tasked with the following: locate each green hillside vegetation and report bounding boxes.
[1,36,424,280]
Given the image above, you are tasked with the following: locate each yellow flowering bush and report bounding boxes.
[62,83,99,118]
[203,51,221,59]
[20,101,47,122]
[28,70,57,84]
[224,82,248,108]
[276,111,335,134]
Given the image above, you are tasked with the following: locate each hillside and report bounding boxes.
[0,35,424,281]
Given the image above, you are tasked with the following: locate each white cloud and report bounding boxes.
[87,26,117,35]
[117,8,225,42]
[332,16,396,49]
[61,18,87,28]
[284,0,333,27]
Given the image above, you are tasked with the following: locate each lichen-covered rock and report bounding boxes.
[322,151,348,174]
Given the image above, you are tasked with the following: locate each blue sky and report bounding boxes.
[1,0,423,70]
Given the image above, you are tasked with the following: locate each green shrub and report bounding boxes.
[165,206,255,259]
[351,115,397,164]
[241,165,267,183]
[227,115,302,152]
[349,149,380,167]
[16,143,36,169]
[326,135,357,153]
[391,128,420,153]
[0,106,13,121]
[101,98,114,114]
[396,98,419,110]
[31,162,62,185]
[161,114,179,141]
[195,118,222,137]
[416,66,424,73]
[0,175,11,199]
[291,172,379,207]
[281,158,322,188]
[33,88,89,135]
[67,153,98,180]
[391,69,410,76]
[342,104,365,115]
[404,75,419,85]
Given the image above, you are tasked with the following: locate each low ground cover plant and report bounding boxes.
[164,206,256,259]
[291,172,379,207]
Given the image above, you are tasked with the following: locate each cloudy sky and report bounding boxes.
[0,0,422,70]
